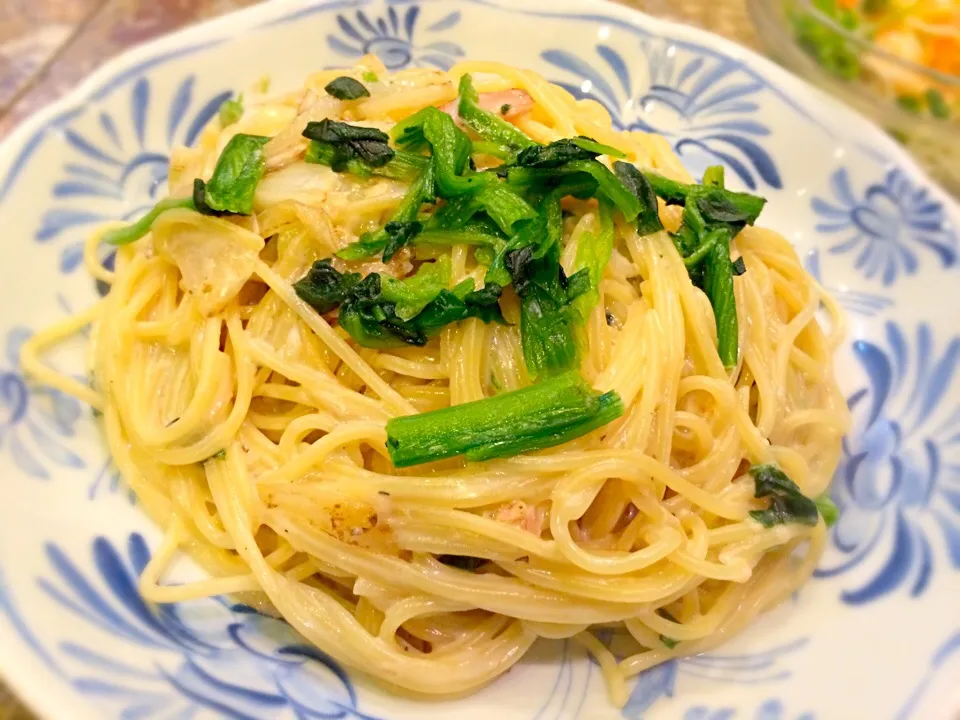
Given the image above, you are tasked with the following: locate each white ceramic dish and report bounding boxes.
[0,1,958,718]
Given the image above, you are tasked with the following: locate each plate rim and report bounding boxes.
[0,0,957,718]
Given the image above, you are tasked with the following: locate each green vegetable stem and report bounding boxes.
[385,371,624,467]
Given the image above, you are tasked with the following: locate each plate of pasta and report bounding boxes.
[1,0,959,719]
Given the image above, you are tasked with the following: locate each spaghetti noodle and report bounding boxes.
[21,56,849,706]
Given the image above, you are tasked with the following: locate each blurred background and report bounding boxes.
[0,0,956,716]
[0,0,957,191]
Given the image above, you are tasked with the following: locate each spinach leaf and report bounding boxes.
[306,140,428,181]
[382,220,423,261]
[294,256,504,349]
[507,243,580,377]
[613,161,663,235]
[218,94,244,127]
[302,119,395,171]
[192,179,229,216]
[203,133,271,214]
[338,164,435,260]
[571,199,615,323]
[702,228,738,369]
[514,137,600,169]
[293,260,361,314]
[748,464,820,528]
[421,107,491,197]
[456,74,535,152]
[324,76,370,100]
[381,256,450,320]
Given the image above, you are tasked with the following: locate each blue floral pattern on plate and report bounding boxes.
[683,699,813,720]
[816,321,960,604]
[622,638,807,718]
[37,75,229,273]
[804,248,894,316]
[542,42,781,190]
[0,0,958,718]
[811,168,958,286]
[327,5,464,70]
[35,532,383,720]
[0,327,83,480]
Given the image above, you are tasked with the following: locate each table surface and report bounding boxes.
[0,0,757,717]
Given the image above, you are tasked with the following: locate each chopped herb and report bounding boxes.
[613,161,663,235]
[302,119,395,171]
[438,555,486,571]
[732,256,747,276]
[294,259,361,314]
[500,103,511,115]
[815,493,839,527]
[218,94,244,127]
[324,76,371,100]
[203,133,271,214]
[385,371,624,467]
[102,196,194,245]
[660,636,679,649]
[748,464,820,528]
[213,449,227,460]
[925,88,951,120]
[362,70,379,82]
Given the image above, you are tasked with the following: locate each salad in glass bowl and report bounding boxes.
[749,0,960,194]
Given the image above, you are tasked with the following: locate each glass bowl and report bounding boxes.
[747,0,960,196]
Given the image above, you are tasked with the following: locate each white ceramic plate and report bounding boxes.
[1,1,958,718]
